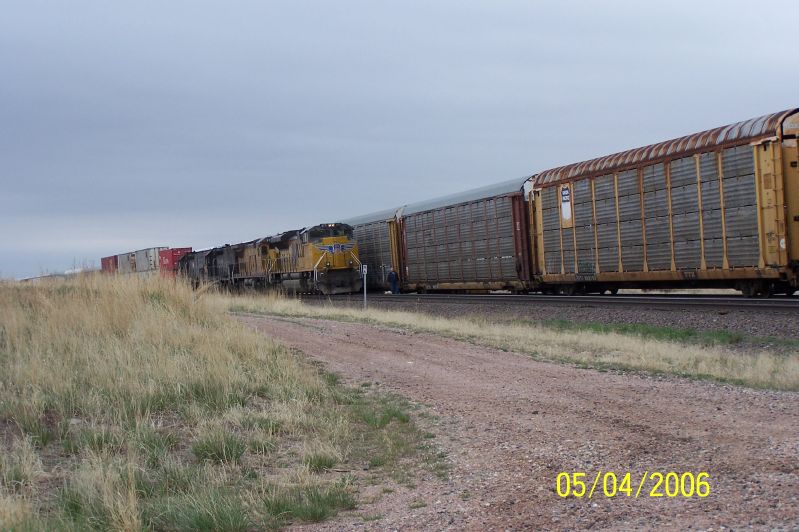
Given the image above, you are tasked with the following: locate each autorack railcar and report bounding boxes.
[530,108,799,296]
[344,179,533,293]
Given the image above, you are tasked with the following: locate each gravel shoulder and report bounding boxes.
[238,314,799,530]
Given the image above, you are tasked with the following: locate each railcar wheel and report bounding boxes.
[764,282,776,298]
[559,284,576,296]
[739,281,761,298]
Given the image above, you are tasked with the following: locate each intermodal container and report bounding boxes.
[134,247,168,275]
[100,255,118,274]
[117,252,135,274]
[159,247,192,277]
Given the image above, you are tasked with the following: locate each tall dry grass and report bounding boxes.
[0,275,329,429]
[226,294,799,391]
[0,275,422,530]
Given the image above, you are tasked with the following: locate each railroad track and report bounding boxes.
[301,293,799,312]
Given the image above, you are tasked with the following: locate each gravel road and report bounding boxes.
[238,314,799,530]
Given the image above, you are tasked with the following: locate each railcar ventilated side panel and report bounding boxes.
[699,153,724,268]
[643,164,671,270]
[616,170,643,271]
[722,146,759,267]
[404,195,519,285]
[571,179,596,273]
[593,175,619,272]
[670,156,701,269]
[562,227,575,273]
[540,187,561,273]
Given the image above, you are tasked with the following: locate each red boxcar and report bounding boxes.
[159,248,192,278]
[100,255,118,274]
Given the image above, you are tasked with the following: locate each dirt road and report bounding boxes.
[238,314,799,530]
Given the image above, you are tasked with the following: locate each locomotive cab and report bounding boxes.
[302,223,363,295]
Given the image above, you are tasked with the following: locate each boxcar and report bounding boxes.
[530,109,799,296]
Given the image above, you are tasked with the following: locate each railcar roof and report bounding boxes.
[403,177,529,215]
[533,108,798,187]
[343,177,530,225]
[341,207,401,226]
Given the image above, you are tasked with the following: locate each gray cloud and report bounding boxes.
[1,0,797,277]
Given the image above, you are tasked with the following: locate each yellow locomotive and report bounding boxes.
[179,223,363,294]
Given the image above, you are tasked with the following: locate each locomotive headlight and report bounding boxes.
[348,260,353,266]
[326,261,331,267]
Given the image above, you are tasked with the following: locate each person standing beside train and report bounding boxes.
[387,268,399,294]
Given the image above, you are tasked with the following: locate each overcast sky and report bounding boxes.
[2,1,798,278]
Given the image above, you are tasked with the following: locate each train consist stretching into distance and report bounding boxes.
[102,108,799,297]
[178,223,362,295]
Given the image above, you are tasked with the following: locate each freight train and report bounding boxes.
[347,108,799,297]
[101,108,799,297]
[177,223,362,295]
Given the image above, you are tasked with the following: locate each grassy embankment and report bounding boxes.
[0,276,429,530]
[227,295,799,391]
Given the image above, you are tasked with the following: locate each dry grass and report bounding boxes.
[226,294,799,391]
[0,276,426,530]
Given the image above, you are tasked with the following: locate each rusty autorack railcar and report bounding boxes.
[531,109,799,296]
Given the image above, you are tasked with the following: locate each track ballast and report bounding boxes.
[300,293,799,312]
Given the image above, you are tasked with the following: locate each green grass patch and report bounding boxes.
[542,319,746,345]
[11,411,57,448]
[248,435,277,455]
[263,481,356,523]
[192,430,246,464]
[135,427,179,467]
[355,399,411,429]
[156,460,202,495]
[78,427,125,454]
[142,490,252,531]
[304,453,337,473]
[240,414,283,433]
